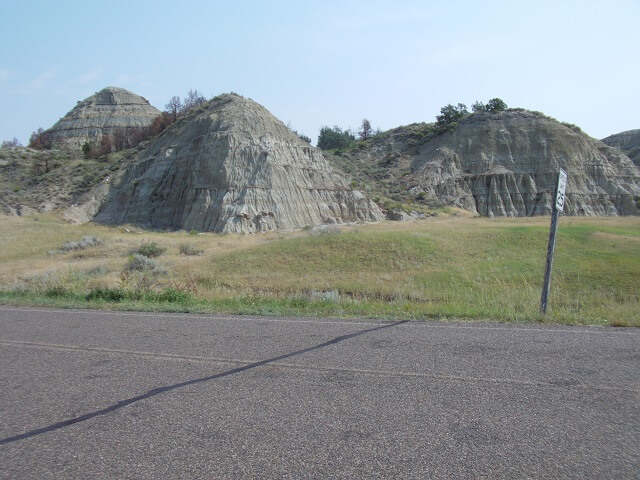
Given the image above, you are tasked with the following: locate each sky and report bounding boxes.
[1,0,638,146]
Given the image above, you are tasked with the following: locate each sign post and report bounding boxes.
[540,169,567,314]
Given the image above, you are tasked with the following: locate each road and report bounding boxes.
[0,307,638,479]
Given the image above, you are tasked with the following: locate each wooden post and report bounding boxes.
[540,169,567,314]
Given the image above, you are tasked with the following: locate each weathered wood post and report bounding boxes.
[540,169,568,314]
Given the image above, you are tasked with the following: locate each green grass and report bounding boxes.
[196,221,638,325]
[0,215,638,326]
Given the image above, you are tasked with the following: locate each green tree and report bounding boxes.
[471,98,507,114]
[472,101,486,113]
[82,142,92,159]
[296,132,312,144]
[486,98,507,113]
[359,118,372,140]
[317,126,356,150]
[436,103,468,127]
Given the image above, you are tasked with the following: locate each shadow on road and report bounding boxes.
[1,320,406,445]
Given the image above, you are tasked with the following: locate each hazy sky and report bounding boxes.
[1,0,638,146]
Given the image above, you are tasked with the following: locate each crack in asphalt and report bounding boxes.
[0,321,407,445]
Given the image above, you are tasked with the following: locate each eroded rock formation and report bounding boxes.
[601,129,640,168]
[44,87,160,149]
[413,111,640,216]
[94,94,384,233]
[332,110,640,217]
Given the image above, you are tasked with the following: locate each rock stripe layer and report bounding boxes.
[45,87,160,149]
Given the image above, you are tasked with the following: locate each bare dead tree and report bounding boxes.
[1,137,21,148]
[181,89,207,115]
[165,96,182,121]
[150,112,174,135]
[28,127,52,150]
[100,135,114,155]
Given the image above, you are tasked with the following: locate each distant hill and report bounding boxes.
[44,86,160,150]
[601,129,640,168]
[325,110,640,216]
[0,86,163,219]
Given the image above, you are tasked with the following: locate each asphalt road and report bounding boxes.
[0,307,638,479]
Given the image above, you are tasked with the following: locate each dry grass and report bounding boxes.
[0,213,638,326]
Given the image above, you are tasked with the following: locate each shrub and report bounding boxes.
[86,287,145,302]
[124,254,166,274]
[179,243,204,256]
[154,287,190,303]
[82,142,92,158]
[310,289,341,302]
[133,242,166,258]
[296,132,312,144]
[86,265,108,276]
[1,137,21,148]
[57,236,102,253]
[44,286,71,298]
[86,287,128,302]
[86,286,190,303]
[561,122,582,133]
[309,224,341,236]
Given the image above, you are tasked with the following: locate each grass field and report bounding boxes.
[0,213,638,326]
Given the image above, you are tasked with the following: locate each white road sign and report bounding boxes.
[555,169,568,212]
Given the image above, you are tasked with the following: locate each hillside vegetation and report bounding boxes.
[0,214,637,326]
[324,123,443,213]
[0,145,141,216]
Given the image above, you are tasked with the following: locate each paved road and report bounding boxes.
[0,307,638,479]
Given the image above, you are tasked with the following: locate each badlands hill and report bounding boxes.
[44,86,160,149]
[93,94,384,233]
[327,110,640,217]
[601,129,640,168]
[2,90,640,227]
